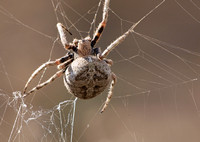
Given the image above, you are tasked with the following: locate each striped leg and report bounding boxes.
[91,0,110,47]
[23,61,57,94]
[57,23,76,51]
[101,25,134,59]
[23,53,73,95]
[101,72,117,113]
[23,58,73,97]
[24,69,64,97]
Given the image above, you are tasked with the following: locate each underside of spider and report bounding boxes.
[23,0,134,113]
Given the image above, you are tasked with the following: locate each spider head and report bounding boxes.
[73,37,93,57]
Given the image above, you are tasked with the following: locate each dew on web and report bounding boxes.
[0,0,200,142]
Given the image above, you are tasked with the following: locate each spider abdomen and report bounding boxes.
[64,56,112,99]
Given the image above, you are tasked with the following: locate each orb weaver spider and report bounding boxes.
[23,0,134,113]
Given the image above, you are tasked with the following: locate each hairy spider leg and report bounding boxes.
[25,70,64,97]
[23,59,73,97]
[91,0,110,47]
[57,23,77,52]
[101,72,117,113]
[57,58,73,70]
[23,54,73,96]
[101,25,135,59]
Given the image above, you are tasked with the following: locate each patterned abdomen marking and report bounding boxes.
[64,56,112,99]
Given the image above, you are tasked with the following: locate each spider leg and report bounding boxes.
[23,53,73,94]
[101,72,117,113]
[57,23,77,51]
[100,25,135,59]
[91,0,110,47]
[23,58,73,97]
[57,58,73,70]
[103,58,113,66]
[24,69,64,97]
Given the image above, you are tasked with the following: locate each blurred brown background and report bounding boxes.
[1,0,200,142]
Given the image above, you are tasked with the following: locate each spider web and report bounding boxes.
[0,0,200,142]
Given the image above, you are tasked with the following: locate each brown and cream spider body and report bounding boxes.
[23,0,134,113]
[64,55,112,99]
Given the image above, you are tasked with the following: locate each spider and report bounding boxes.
[23,0,134,113]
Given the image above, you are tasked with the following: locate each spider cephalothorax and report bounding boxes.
[74,37,101,59]
[76,37,93,57]
[23,0,134,113]
[57,24,100,58]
